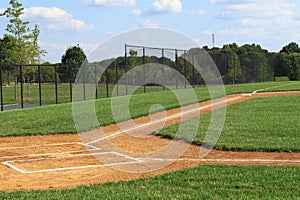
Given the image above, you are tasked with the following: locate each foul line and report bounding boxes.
[85,96,241,145]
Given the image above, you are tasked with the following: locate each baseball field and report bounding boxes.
[0,81,299,199]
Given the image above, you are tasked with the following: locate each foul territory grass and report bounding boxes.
[0,165,299,199]
[158,95,300,152]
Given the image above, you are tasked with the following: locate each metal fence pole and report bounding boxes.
[143,47,146,93]
[38,65,42,106]
[68,65,72,102]
[83,64,86,101]
[0,64,3,111]
[105,68,109,98]
[162,48,165,91]
[192,53,195,88]
[19,65,24,109]
[94,64,98,99]
[54,65,58,104]
[115,61,119,96]
[175,49,178,89]
[125,44,128,95]
[184,50,187,89]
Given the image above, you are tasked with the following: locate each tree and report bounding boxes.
[58,45,87,83]
[280,42,300,54]
[0,0,46,64]
[0,35,18,85]
[227,53,242,84]
[287,53,300,81]
[30,24,47,64]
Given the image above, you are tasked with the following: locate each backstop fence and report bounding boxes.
[0,44,276,111]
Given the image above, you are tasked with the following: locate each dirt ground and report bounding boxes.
[0,91,299,192]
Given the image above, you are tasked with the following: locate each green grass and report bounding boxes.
[1,83,167,105]
[0,165,299,199]
[0,81,299,137]
[158,95,300,152]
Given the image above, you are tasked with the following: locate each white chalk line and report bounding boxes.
[140,158,300,163]
[85,96,241,145]
[253,82,300,94]
[2,151,144,174]
[0,142,85,150]
[3,155,300,174]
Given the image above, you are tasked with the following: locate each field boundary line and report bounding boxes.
[86,96,241,145]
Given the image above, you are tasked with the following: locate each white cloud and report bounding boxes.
[23,7,93,31]
[132,8,142,16]
[241,18,271,26]
[139,19,158,28]
[83,0,136,7]
[190,10,206,16]
[210,0,225,4]
[216,1,295,20]
[152,0,182,13]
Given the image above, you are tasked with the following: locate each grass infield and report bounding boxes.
[0,165,299,199]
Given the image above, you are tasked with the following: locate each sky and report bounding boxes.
[0,0,300,63]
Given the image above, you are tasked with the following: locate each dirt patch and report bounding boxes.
[0,91,299,192]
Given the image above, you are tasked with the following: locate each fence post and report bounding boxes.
[125,44,128,95]
[0,64,3,111]
[38,65,42,106]
[192,53,195,88]
[184,50,187,89]
[115,61,119,96]
[143,47,146,93]
[105,68,109,98]
[83,64,86,101]
[68,65,72,102]
[19,65,24,109]
[175,49,178,89]
[162,48,165,91]
[94,64,98,99]
[54,65,58,104]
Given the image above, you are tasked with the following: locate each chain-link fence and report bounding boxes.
[0,45,277,111]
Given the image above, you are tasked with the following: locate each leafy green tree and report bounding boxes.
[228,53,242,84]
[287,53,300,81]
[30,24,47,64]
[280,42,300,54]
[0,35,18,84]
[0,0,45,64]
[58,45,87,83]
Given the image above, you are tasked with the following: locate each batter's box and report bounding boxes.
[0,142,101,162]
[2,152,143,174]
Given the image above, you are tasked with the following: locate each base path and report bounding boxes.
[0,91,299,191]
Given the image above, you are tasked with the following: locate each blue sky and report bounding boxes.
[1,0,300,63]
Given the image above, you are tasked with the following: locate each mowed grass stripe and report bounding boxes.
[0,165,299,199]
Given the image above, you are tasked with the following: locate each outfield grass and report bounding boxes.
[0,165,299,199]
[0,81,299,137]
[158,95,300,152]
